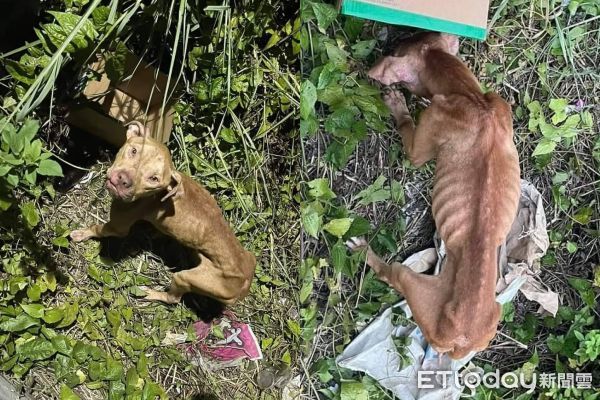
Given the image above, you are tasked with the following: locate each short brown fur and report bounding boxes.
[70,122,256,305]
[351,33,520,359]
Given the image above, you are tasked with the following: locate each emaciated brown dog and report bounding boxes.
[70,122,256,305]
[347,33,520,359]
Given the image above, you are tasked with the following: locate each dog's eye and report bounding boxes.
[150,176,159,182]
[130,147,137,156]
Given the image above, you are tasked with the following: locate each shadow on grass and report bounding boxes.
[0,207,69,286]
[188,393,221,400]
[97,222,226,322]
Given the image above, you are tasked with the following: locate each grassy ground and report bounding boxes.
[301,0,599,398]
[0,1,300,399]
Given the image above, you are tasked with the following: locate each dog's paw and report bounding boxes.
[138,287,161,302]
[345,237,368,252]
[383,89,409,116]
[69,229,93,242]
[139,287,180,304]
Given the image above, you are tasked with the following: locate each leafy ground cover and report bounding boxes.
[301,0,600,398]
[1,1,300,399]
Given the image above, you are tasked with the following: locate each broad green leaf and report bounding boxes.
[104,358,124,381]
[310,2,338,31]
[325,43,349,69]
[108,380,126,400]
[351,40,376,59]
[532,138,557,156]
[573,207,593,225]
[390,180,405,205]
[356,176,390,205]
[0,165,12,177]
[300,80,317,120]
[18,119,39,143]
[549,98,568,124]
[125,367,143,394]
[21,303,45,318]
[27,284,41,301]
[307,178,336,200]
[72,341,89,363]
[282,350,292,365]
[19,338,56,361]
[219,127,237,144]
[23,139,43,163]
[323,218,353,238]
[141,381,166,400]
[51,335,72,356]
[43,308,64,324]
[287,319,300,337]
[581,110,594,128]
[136,353,148,378]
[331,240,348,275]
[301,203,322,238]
[0,314,39,332]
[105,41,128,82]
[4,60,36,85]
[38,159,63,176]
[56,302,79,328]
[324,108,357,133]
[52,236,70,248]
[300,114,318,137]
[341,381,368,400]
[547,334,564,353]
[346,217,371,238]
[91,6,111,28]
[60,384,81,400]
[317,62,339,90]
[21,201,40,228]
[324,139,356,169]
[300,277,313,304]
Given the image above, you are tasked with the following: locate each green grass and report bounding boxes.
[300,0,600,398]
[0,1,300,399]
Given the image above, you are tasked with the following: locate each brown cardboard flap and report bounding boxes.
[66,107,127,147]
[117,53,175,107]
[69,50,177,145]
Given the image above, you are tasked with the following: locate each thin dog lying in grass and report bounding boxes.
[70,121,256,306]
[347,32,521,359]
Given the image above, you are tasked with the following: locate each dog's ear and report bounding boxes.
[440,33,459,55]
[161,171,184,202]
[126,121,150,139]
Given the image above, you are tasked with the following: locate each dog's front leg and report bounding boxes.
[70,221,133,242]
[70,202,139,242]
[384,89,450,168]
[383,89,417,154]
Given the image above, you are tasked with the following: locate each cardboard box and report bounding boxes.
[338,0,490,40]
[66,52,177,147]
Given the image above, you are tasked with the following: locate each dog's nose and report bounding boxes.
[117,172,132,188]
[110,171,132,188]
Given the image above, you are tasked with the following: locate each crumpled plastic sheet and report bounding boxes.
[337,180,557,400]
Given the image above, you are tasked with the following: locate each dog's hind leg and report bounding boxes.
[143,258,244,305]
[347,237,445,343]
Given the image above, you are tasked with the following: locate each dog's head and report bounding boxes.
[368,32,459,96]
[106,121,183,203]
